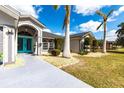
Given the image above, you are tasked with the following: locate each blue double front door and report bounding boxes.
[18,36,33,53]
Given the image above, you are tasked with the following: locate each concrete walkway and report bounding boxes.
[0,54,92,88]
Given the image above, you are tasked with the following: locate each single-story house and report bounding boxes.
[70,32,95,53]
[0,5,95,65]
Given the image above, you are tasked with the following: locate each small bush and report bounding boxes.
[79,51,88,55]
[51,49,61,56]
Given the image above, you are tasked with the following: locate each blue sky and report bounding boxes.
[12,5,124,41]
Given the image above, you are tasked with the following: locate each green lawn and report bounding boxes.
[62,49,124,88]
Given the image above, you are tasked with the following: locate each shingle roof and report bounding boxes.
[70,32,89,38]
[43,31,95,39]
[43,31,63,39]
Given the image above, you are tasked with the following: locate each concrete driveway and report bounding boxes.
[0,54,92,88]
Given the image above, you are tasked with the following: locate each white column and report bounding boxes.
[37,29,43,55]
[3,26,15,65]
[15,20,18,56]
[34,38,38,55]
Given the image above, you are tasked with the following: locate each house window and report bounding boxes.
[49,42,54,48]
[43,42,49,50]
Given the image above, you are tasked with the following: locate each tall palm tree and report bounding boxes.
[96,10,114,53]
[116,22,124,37]
[116,22,124,46]
[53,5,71,58]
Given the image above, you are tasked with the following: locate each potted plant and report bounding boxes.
[0,53,3,65]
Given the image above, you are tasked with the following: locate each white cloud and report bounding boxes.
[78,20,103,32]
[54,32,62,36]
[107,29,117,41]
[113,6,124,17]
[37,8,43,14]
[11,5,39,18]
[73,5,105,16]
[43,29,52,33]
[108,6,124,22]
[70,31,77,35]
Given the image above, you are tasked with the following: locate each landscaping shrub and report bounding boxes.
[54,38,64,51]
[79,51,88,55]
[51,49,61,56]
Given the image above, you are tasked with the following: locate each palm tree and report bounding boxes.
[53,5,71,58]
[116,22,124,37]
[96,10,114,53]
[116,22,124,46]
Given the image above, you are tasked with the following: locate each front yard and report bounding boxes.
[62,49,124,88]
[40,48,124,87]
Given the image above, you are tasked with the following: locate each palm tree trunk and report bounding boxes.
[62,6,71,58]
[103,21,107,53]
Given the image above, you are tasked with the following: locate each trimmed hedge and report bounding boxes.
[51,49,61,56]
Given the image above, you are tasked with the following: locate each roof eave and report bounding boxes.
[20,15,46,28]
[0,5,20,19]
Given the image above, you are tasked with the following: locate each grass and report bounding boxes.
[41,53,79,68]
[62,48,124,88]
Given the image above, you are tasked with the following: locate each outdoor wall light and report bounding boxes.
[7,29,13,35]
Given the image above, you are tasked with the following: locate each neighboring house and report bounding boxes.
[0,5,95,65]
[70,32,95,53]
[106,41,117,50]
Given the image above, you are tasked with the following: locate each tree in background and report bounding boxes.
[92,40,98,52]
[116,22,124,47]
[96,10,114,53]
[97,39,103,49]
[54,38,64,51]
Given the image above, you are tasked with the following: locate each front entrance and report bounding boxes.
[18,36,33,53]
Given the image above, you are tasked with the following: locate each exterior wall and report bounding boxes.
[3,26,15,64]
[70,38,80,53]
[0,27,3,53]
[0,10,18,65]
[0,10,15,26]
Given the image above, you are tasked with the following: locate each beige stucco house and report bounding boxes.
[0,5,95,66]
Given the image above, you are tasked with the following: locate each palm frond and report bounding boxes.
[107,9,114,18]
[96,10,106,18]
[118,22,124,27]
[53,5,59,10]
[96,21,104,30]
